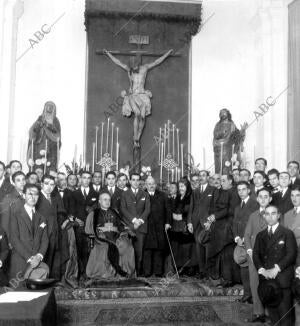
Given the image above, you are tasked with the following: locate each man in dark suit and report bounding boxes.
[250,171,268,199]
[272,172,293,216]
[9,183,49,280]
[288,160,300,187]
[187,170,214,279]
[72,171,98,279]
[253,205,297,326]
[0,161,14,202]
[120,172,150,276]
[143,176,171,277]
[267,169,280,194]
[6,160,22,187]
[233,181,259,303]
[101,171,123,213]
[0,225,9,285]
[244,188,271,323]
[0,171,26,239]
[36,174,67,279]
[92,171,102,194]
[117,173,129,191]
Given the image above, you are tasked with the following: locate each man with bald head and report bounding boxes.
[143,176,171,277]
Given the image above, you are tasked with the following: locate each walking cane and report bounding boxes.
[164,228,180,279]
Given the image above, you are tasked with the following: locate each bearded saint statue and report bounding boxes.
[27,101,61,172]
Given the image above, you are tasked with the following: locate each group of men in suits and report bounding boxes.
[1,157,300,324]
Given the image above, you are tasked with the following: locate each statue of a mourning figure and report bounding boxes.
[27,101,61,172]
[103,49,173,147]
[213,108,246,174]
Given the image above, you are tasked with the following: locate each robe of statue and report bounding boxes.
[27,101,61,172]
[85,208,135,279]
[213,118,237,174]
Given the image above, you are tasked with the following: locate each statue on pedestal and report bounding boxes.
[213,109,246,174]
[27,101,61,172]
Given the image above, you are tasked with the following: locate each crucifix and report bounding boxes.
[97,35,180,172]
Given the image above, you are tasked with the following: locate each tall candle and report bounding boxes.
[160,142,164,182]
[116,142,119,171]
[106,118,110,153]
[57,137,60,171]
[111,123,114,158]
[171,169,174,182]
[100,122,104,158]
[95,126,99,163]
[177,168,181,181]
[220,142,224,174]
[31,139,34,172]
[74,144,77,163]
[167,120,170,154]
[92,142,95,173]
[164,123,167,159]
[116,127,119,147]
[203,147,206,169]
[172,124,175,159]
[44,139,48,174]
[176,129,179,163]
[158,128,161,163]
[181,143,184,177]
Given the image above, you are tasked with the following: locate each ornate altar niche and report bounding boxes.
[84,0,201,179]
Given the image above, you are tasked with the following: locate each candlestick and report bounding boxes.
[106,118,110,153]
[181,143,184,177]
[57,137,60,171]
[95,126,99,163]
[92,142,95,173]
[111,123,114,158]
[177,168,181,181]
[220,142,224,174]
[203,147,206,169]
[160,142,164,182]
[171,169,174,182]
[116,142,119,171]
[158,128,161,164]
[100,122,104,159]
[44,139,48,174]
[172,124,175,159]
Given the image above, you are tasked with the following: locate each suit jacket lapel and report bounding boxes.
[267,225,283,249]
[21,206,34,235]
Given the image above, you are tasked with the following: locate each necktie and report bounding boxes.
[31,209,36,236]
[294,208,298,216]
[241,201,245,208]
[109,187,113,196]
[83,188,87,199]
[268,227,273,239]
[47,194,51,204]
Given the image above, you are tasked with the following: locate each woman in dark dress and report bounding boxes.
[168,178,197,276]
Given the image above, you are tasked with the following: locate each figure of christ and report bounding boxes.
[103,49,173,147]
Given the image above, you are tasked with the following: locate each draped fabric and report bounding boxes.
[288,0,300,161]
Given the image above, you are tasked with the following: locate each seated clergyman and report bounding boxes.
[85,192,135,279]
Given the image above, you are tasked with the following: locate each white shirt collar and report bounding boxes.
[281,187,288,195]
[24,204,35,220]
[0,177,4,188]
[108,185,115,191]
[291,176,296,182]
[81,186,89,194]
[93,184,100,191]
[41,190,50,199]
[295,207,300,214]
[255,186,264,192]
[268,223,279,233]
[242,196,250,204]
[200,183,208,191]
[131,187,138,193]
[259,207,265,213]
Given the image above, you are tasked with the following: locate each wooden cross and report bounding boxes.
[96,34,181,57]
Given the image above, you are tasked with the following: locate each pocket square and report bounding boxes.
[141,197,145,201]
[208,194,212,197]
[0,235,3,240]
[278,240,285,245]
[91,198,96,201]
[39,222,47,229]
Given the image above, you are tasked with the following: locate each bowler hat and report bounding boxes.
[258,279,282,307]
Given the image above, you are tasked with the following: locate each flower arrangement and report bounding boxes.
[140,166,151,180]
